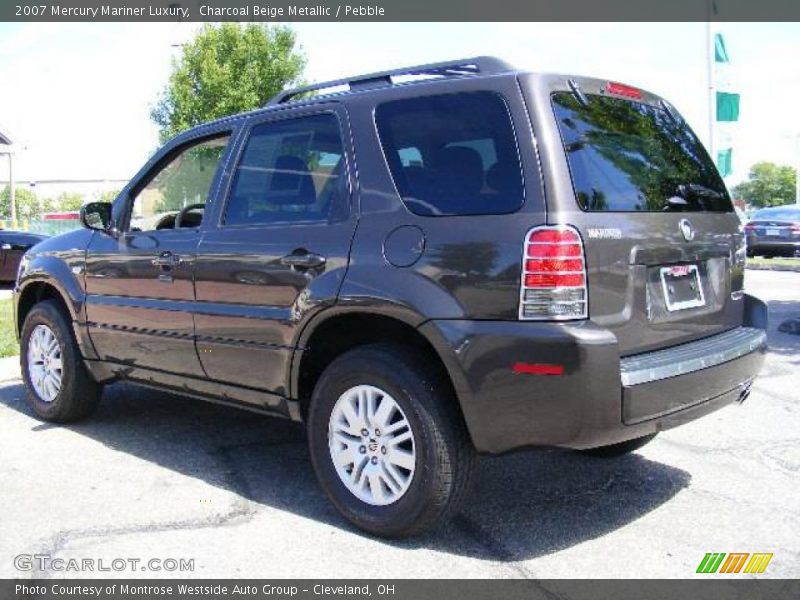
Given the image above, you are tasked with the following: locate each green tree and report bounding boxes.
[96,189,121,203]
[732,162,797,208]
[0,186,54,220]
[151,23,305,142]
[56,192,85,212]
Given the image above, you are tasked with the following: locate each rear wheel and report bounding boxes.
[21,300,102,422]
[578,433,657,458]
[307,344,475,538]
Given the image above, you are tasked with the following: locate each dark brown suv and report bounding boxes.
[14,57,767,537]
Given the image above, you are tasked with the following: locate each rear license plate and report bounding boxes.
[660,264,705,311]
[766,228,781,236]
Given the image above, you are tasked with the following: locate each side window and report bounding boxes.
[129,135,230,232]
[224,113,347,226]
[375,91,524,216]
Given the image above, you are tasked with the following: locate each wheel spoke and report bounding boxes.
[356,388,369,423]
[389,429,413,446]
[332,429,360,446]
[372,396,395,429]
[333,445,357,468]
[367,471,385,504]
[383,418,408,435]
[386,447,415,471]
[340,397,363,431]
[381,462,404,494]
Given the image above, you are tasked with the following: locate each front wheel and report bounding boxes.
[307,344,475,538]
[21,300,102,422]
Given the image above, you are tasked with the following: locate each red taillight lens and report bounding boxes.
[527,243,583,258]
[744,223,757,232]
[520,225,588,320]
[606,81,642,99]
[790,223,800,234]
[525,258,584,273]
[528,229,580,243]
[525,273,585,288]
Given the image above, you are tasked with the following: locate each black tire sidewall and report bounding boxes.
[308,348,450,537]
[20,301,84,421]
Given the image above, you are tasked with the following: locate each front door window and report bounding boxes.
[129,135,230,232]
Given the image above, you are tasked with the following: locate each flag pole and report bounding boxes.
[706,2,715,159]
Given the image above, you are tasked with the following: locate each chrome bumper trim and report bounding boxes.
[620,327,767,387]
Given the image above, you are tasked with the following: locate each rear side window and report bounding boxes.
[224,113,348,226]
[552,92,733,212]
[375,92,524,216]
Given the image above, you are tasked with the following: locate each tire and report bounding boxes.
[20,300,102,422]
[746,248,754,258]
[307,344,475,538]
[578,433,657,458]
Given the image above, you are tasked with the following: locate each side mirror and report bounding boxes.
[80,202,114,233]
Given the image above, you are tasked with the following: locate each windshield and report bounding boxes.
[552,92,733,212]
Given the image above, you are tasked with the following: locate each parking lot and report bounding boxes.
[0,269,797,579]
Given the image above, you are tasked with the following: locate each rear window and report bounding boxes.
[552,92,733,212]
[752,208,800,221]
[375,92,524,216]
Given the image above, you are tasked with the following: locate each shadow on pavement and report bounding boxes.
[0,380,691,562]
[765,300,800,363]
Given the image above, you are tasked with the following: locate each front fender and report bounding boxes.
[13,230,94,357]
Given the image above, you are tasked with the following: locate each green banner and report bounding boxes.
[716,148,733,177]
[716,92,740,122]
[714,33,730,62]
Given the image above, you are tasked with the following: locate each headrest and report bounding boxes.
[433,146,484,196]
[271,155,316,204]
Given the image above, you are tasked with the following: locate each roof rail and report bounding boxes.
[266,56,514,106]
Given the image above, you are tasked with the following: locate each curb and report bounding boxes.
[746,264,800,273]
[0,355,21,383]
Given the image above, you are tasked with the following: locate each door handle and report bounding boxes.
[151,252,183,268]
[280,252,326,269]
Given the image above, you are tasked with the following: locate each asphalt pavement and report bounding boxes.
[0,270,797,579]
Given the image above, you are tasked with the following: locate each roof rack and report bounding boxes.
[266,56,514,106]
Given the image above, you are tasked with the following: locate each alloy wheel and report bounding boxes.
[328,384,416,506]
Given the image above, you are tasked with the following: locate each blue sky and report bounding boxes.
[0,22,798,186]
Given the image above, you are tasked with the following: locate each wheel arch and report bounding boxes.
[291,308,475,444]
[16,280,76,336]
[15,262,96,360]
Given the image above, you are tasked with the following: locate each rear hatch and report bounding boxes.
[523,75,745,356]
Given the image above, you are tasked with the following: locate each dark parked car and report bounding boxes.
[14,57,767,537]
[745,205,800,257]
[0,230,48,282]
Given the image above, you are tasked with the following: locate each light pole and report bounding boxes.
[0,131,14,226]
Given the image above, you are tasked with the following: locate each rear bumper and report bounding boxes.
[747,239,800,254]
[421,294,768,454]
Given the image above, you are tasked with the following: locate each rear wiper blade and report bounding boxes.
[663,196,689,211]
[676,183,725,200]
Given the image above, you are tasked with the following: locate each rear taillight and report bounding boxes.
[744,223,757,232]
[791,223,800,234]
[519,225,588,320]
